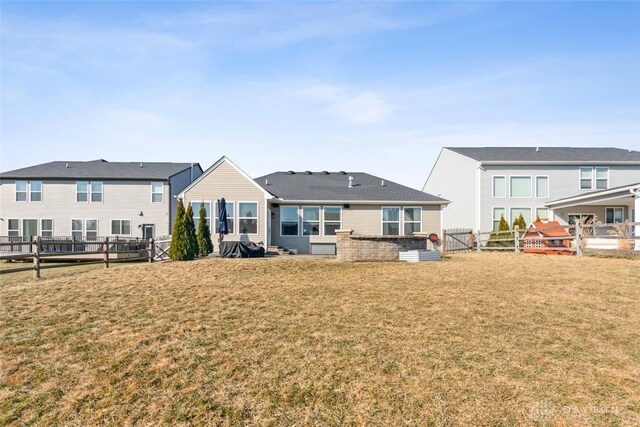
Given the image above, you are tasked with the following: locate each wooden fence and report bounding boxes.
[475,221,639,257]
[0,236,154,278]
[442,228,474,255]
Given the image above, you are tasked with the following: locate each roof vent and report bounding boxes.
[140,162,143,168]
[287,171,295,175]
[536,147,540,152]
[348,176,354,188]
[65,163,69,168]
[322,171,329,175]
[305,171,312,175]
[339,171,347,175]
[381,180,385,187]
[265,179,269,186]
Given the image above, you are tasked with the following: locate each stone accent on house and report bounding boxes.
[335,229,432,262]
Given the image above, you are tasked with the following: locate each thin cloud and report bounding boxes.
[306,84,393,124]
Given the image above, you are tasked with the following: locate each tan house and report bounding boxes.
[0,160,203,240]
[179,157,449,255]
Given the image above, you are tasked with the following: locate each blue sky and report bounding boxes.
[1,1,639,188]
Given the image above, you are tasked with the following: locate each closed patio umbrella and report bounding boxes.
[218,198,229,243]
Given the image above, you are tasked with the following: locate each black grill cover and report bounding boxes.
[219,241,265,258]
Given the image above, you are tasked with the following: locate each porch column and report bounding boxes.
[634,188,640,251]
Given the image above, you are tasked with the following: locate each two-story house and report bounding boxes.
[423,147,640,232]
[0,160,203,240]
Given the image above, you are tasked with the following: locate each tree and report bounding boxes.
[184,203,198,259]
[512,213,527,231]
[169,199,193,261]
[498,214,510,232]
[197,203,214,257]
[487,215,512,248]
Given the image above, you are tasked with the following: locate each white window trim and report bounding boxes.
[15,181,28,203]
[90,182,104,204]
[85,219,99,240]
[40,219,54,237]
[214,200,235,235]
[111,219,132,236]
[595,167,609,190]
[71,218,84,237]
[151,182,164,203]
[302,206,321,236]
[381,206,401,236]
[492,175,506,199]
[403,206,422,235]
[567,213,595,225]
[535,175,549,199]
[21,218,38,238]
[8,218,20,237]
[605,207,624,224]
[509,207,532,227]
[535,207,550,221]
[579,167,594,190]
[509,175,533,198]
[280,205,300,237]
[76,181,89,203]
[238,201,259,236]
[492,206,506,230]
[192,201,212,231]
[322,206,343,236]
[29,181,43,203]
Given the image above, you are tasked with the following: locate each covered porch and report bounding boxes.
[546,182,640,250]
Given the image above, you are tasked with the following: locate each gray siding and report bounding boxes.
[423,148,478,229]
[0,179,172,237]
[270,203,441,254]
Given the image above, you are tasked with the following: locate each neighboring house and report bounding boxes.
[179,157,448,254]
[0,160,203,240]
[423,147,640,233]
[522,220,572,255]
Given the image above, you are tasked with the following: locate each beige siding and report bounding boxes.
[182,160,267,245]
[0,179,171,237]
[270,203,442,254]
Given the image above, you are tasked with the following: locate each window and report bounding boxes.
[238,202,258,234]
[41,219,53,238]
[302,207,320,236]
[16,181,27,202]
[151,182,163,203]
[382,207,400,235]
[493,207,505,231]
[215,200,234,234]
[323,207,342,236]
[22,219,38,238]
[111,219,131,235]
[71,219,83,239]
[85,219,98,240]
[492,176,506,198]
[8,219,19,237]
[536,208,549,221]
[76,182,89,202]
[510,176,531,198]
[580,167,593,189]
[525,240,532,248]
[595,167,608,190]
[281,206,299,236]
[30,181,42,202]
[535,240,542,248]
[91,182,103,202]
[403,207,422,235]
[605,207,624,224]
[535,176,548,198]
[192,202,211,231]
[510,208,531,227]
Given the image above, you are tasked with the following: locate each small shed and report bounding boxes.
[523,220,572,255]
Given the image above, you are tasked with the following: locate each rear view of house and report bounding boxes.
[0,160,203,240]
[179,157,449,255]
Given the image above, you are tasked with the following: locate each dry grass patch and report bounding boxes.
[1,253,639,425]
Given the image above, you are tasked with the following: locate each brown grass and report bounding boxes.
[1,253,639,426]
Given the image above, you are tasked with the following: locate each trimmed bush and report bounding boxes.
[184,203,198,259]
[487,215,514,248]
[197,203,214,257]
[170,199,193,261]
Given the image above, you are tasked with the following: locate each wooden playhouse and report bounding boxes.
[522,220,573,255]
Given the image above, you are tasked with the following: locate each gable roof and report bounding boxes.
[445,147,640,164]
[0,160,201,181]
[525,221,571,238]
[256,171,448,203]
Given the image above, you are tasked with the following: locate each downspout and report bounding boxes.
[476,163,483,233]
[631,187,640,250]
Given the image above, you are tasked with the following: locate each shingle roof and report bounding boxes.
[0,160,200,180]
[256,171,448,203]
[446,147,640,163]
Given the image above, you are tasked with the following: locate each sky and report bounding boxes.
[1,1,639,189]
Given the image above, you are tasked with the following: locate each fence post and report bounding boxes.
[33,236,41,279]
[469,230,475,251]
[514,226,520,253]
[442,229,447,256]
[103,236,109,268]
[575,220,583,257]
[148,238,155,263]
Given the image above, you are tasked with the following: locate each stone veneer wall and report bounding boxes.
[336,230,434,262]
